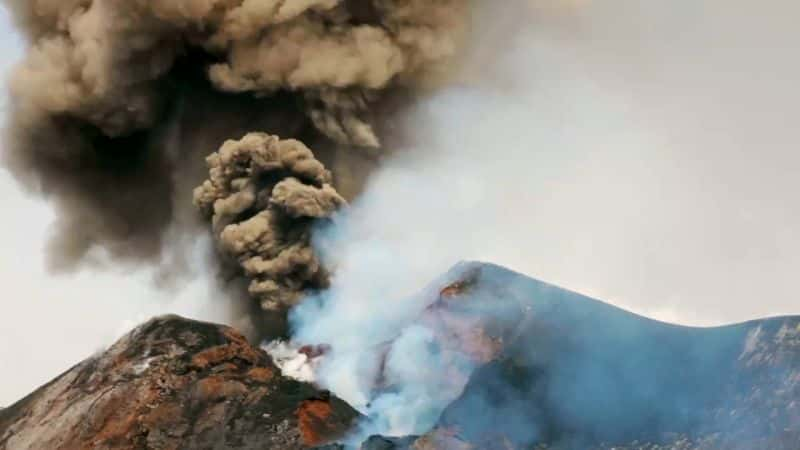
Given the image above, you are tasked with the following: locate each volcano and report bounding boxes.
[346,262,800,449]
[2,263,799,449]
[0,316,359,449]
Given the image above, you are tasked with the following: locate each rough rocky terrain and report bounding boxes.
[2,263,799,449]
[0,316,358,450]
[330,262,800,449]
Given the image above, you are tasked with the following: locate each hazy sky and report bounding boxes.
[1,1,800,406]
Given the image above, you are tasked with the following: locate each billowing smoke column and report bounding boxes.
[193,132,345,311]
[1,0,468,315]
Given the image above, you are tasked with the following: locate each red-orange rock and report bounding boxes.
[0,316,359,450]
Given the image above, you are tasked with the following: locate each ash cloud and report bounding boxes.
[6,0,465,144]
[1,0,468,272]
[193,132,345,312]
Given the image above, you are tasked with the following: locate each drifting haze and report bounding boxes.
[3,0,800,407]
[293,0,800,346]
[285,0,800,434]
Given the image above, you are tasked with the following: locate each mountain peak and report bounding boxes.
[0,315,359,449]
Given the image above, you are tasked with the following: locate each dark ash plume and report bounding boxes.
[1,0,468,270]
[193,132,345,311]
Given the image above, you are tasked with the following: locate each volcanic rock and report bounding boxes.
[359,262,800,449]
[3,263,799,450]
[0,316,359,450]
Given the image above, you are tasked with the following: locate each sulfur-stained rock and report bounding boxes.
[0,316,359,450]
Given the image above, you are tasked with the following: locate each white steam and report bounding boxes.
[263,340,316,383]
[282,0,800,437]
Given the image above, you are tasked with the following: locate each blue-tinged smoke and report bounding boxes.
[276,0,800,446]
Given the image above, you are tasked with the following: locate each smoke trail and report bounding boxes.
[277,2,544,436]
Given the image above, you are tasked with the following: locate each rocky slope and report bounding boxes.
[2,263,798,449]
[343,262,800,449]
[0,316,358,450]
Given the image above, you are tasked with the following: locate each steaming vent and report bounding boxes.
[265,265,507,439]
[264,340,329,384]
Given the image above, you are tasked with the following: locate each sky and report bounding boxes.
[1,1,800,406]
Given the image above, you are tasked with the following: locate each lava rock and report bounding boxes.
[365,262,800,449]
[0,315,359,450]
